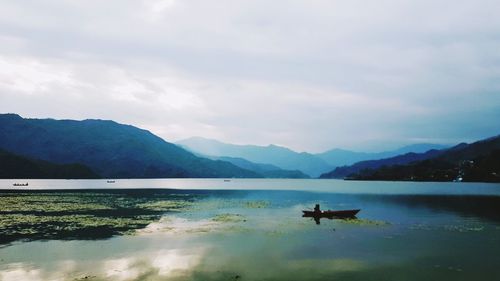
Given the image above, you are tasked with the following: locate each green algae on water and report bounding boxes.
[339,218,391,226]
[243,200,270,209]
[136,200,193,211]
[212,213,247,223]
[0,191,196,244]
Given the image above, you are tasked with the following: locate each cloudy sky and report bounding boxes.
[1,0,499,152]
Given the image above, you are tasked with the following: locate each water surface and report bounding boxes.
[0,179,499,281]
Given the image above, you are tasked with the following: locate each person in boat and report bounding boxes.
[314,204,321,213]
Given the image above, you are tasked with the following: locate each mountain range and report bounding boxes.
[2,113,496,182]
[213,156,310,178]
[321,135,500,182]
[177,137,448,177]
[177,137,332,177]
[319,149,445,179]
[315,143,449,167]
[0,114,259,178]
[0,114,313,179]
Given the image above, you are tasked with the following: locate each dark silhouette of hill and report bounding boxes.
[0,149,99,179]
[0,114,259,178]
[328,135,500,182]
[320,149,444,179]
[315,143,449,167]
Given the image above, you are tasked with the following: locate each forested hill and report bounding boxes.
[335,135,500,182]
[0,114,259,178]
[0,149,99,179]
[320,149,444,179]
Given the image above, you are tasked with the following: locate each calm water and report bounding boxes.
[1,179,500,281]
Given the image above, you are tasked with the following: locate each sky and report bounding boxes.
[1,0,499,153]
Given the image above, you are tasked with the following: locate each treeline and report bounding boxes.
[0,149,100,179]
[349,149,500,183]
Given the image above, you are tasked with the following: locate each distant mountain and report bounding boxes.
[0,149,99,179]
[328,135,500,182]
[320,149,444,179]
[0,114,259,178]
[316,143,449,167]
[395,143,451,154]
[177,137,332,177]
[215,156,310,179]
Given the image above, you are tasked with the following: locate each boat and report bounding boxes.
[107,180,115,184]
[302,209,360,218]
[302,204,360,219]
[13,182,29,187]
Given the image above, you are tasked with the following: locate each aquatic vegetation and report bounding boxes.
[136,200,193,211]
[2,187,500,281]
[189,199,270,211]
[138,215,252,236]
[243,200,270,209]
[0,191,196,244]
[138,216,216,235]
[0,193,113,213]
[0,213,158,242]
[338,218,391,226]
[409,222,486,233]
[211,213,246,223]
[443,224,485,232]
[409,223,433,231]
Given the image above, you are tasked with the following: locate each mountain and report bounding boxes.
[0,114,259,178]
[215,156,310,179]
[177,137,332,177]
[315,143,449,167]
[320,149,445,179]
[0,149,99,179]
[327,135,500,182]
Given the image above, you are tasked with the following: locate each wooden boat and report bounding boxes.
[302,209,360,219]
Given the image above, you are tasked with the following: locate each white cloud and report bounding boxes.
[1,0,499,151]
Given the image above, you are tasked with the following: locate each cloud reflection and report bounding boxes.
[0,264,43,281]
[137,216,223,235]
[153,249,203,276]
[0,247,205,281]
[104,258,143,280]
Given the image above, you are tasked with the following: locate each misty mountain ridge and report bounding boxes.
[321,135,500,182]
[177,137,448,177]
[177,137,332,177]
[2,114,488,180]
[174,142,311,178]
[0,114,260,178]
[211,156,310,179]
[315,143,449,167]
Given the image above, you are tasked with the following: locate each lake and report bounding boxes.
[1,179,500,281]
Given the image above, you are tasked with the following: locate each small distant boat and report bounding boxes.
[13,182,29,187]
[224,179,231,182]
[107,180,115,184]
